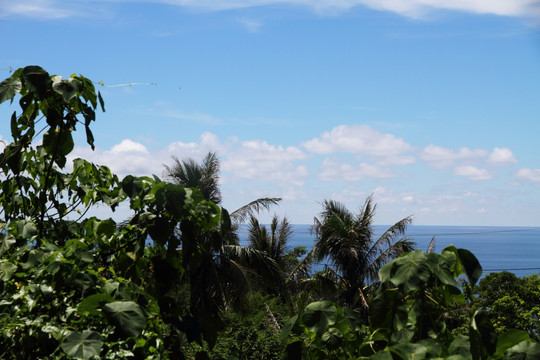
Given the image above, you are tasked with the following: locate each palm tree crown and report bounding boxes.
[310,196,415,307]
[164,152,222,204]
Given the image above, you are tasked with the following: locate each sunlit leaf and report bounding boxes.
[61,330,103,360]
[0,261,17,281]
[103,301,146,337]
[0,76,22,103]
[505,341,540,360]
[302,300,337,336]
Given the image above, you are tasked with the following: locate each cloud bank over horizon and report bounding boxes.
[59,124,538,225]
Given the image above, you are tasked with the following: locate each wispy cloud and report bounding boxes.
[3,0,538,20]
[237,18,263,32]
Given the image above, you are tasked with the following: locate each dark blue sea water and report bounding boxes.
[238,225,540,278]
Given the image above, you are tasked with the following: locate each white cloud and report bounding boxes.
[487,147,517,165]
[110,139,149,154]
[420,144,488,168]
[303,124,413,157]
[453,165,492,180]
[318,158,395,181]
[224,139,308,186]
[515,168,540,182]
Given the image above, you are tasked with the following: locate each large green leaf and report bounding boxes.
[448,335,471,357]
[0,76,22,103]
[457,249,482,286]
[52,76,81,103]
[495,330,532,357]
[78,293,116,316]
[103,301,146,337]
[0,233,16,256]
[389,343,427,360]
[302,301,337,336]
[0,261,17,281]
[61,330,103,360]
[22,65,51,98]
[505,341,540,360]
[387,250,431,291]
[279,314,299,343]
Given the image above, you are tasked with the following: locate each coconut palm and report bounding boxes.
[247,214,292,268]
[163,152,290,327]
[308,196,415,308]
[164,152,281,226]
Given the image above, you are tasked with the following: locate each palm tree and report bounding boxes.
[164,152,281,225]
[307,196,415,308]
[247,214,292,269]
[163,152,290,329]
[164,152,222,203]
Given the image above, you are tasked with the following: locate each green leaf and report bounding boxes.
[457,249,482,286]
[495,330,532,357]
[0,261,17,281]
[0,76,22,103]
[387,250,431,291]
[98,91,105,111]
[52,76,81,103]
[22,66,51,98]
[470,310,497,356]
[302,301,337,336]
[103,301,146,337]
[389,343,427,360]
[448,335,472,357]
[61,330,103,360]
[0,233,16,256]
[505,341,540,360]
[12,219,37,239]
[279,314,298,343]
[78,293,116,316]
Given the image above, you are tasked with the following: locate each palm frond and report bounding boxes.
[229,197,281,223]
[286,246,316,283]
[369,215,413,254]
[427,236,436,253]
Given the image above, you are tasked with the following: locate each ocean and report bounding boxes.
[237,225,540,278]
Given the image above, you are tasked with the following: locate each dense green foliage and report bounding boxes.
[281,248,540,359]
[475,272,540,340]
[1,66,538,359]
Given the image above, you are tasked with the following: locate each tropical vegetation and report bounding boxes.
[0,66,538,359]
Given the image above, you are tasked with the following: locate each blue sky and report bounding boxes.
[1,0,540,226]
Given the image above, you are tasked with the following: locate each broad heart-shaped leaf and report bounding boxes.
[386,250,431,292]
[495,330,532,357]
[0,261,17,281]
[505,341,540,360]
[427,252,459,286]
[42,128,74,163]
[457,249,482,286]
[22,65,52,98]
[302,301,337,336]
[103,301,146,338]
[61,330,103,360]
[0,233,16,256]
[0,76,22,103]
[52,76,81,103]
